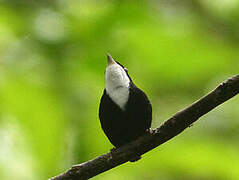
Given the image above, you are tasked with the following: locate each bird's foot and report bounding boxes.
[108,147,117,161]
[146,128,154,134]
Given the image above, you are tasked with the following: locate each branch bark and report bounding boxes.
[50,74,239,180]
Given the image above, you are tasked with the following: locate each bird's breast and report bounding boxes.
[106,87,129,110]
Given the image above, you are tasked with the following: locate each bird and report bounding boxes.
[99,54,152,160]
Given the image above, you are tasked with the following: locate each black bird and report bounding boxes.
[99,54,152,154]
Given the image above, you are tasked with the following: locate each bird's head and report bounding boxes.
[105,54,131,93]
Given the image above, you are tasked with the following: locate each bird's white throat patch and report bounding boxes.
[105,63,130,110]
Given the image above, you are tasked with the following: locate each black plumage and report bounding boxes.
[99,56,152,148]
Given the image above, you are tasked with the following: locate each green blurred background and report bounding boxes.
[0,0,239,179]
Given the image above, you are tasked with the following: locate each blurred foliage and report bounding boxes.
[0,0,239,179]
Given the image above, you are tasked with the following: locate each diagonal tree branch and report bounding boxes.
[50,74,239,180]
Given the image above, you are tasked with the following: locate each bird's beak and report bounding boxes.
[107,53,116,66]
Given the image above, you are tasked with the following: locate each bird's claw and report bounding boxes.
[146,128,153,134]
[109,147,117,161]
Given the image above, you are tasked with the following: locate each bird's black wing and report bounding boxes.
[99,86,152,147]
[125,83,152,137]
[99,90,126,147]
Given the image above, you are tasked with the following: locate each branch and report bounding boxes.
[50,74,239,180]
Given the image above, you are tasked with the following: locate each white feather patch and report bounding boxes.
[105,63,130,110]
